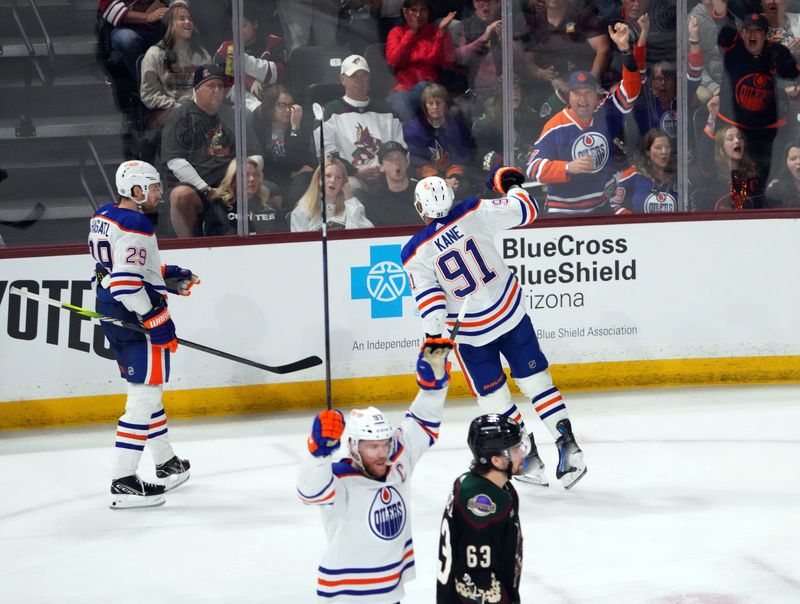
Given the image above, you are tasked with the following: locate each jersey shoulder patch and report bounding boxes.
[456,472,511,523]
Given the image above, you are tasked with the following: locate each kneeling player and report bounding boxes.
[296,339,452,602]
[437,414,527,603]
[90,161,199,508]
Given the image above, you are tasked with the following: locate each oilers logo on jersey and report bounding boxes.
[369,486,407,540]
[660,110,678,139]
[571,133,609,173]
[644,191,677,213]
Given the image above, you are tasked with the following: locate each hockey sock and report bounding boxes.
[112,383,164,479]
[477,384,527,432]
[147,404,175,466]
[516,371,569,441]
[531,386,569,440]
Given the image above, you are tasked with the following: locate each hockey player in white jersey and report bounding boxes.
[297,339,453,603]
[401,170,587,489]
[89,160,200,509]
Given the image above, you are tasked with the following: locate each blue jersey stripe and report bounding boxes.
[454,289,521,337]
[445,274,514,319]
[317,561,415,598]
[405,412,440,428]
[414,287,442,301]
[540,404,566,420]
[421,303,446,318]
[319,541,413,575]
[118,420,149,430]
[115,441,145,451]
[532,386,559,405]
[298,476,335,500]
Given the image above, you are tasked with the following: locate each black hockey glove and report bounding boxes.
[486,166,526,195]
[162,264,201,296]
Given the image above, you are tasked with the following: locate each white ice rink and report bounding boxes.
[1,384,799,603]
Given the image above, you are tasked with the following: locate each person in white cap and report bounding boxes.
[315,54,406,194]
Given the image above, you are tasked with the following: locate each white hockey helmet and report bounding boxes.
[347,407,395,468]
[116,160,161,202]
[414,176,454,219]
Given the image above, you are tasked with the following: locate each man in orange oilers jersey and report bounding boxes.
[526,19,644,215]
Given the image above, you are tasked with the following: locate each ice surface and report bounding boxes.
[1,384,799,603]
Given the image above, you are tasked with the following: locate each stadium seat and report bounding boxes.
[287,46,350,103]
[363,43,395,100]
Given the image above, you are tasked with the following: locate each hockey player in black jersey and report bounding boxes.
[436,414,527,604]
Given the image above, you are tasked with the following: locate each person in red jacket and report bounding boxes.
[385,0,456,122]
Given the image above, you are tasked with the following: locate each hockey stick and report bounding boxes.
[448,295,471,341]
[0,202,45,229]
[313,102,333,409]
[9,286,322,375]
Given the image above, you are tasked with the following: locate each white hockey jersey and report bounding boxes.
[88,202,167,315]
[315,97,405,171]
[296,388,445,603]
[401,189,539,347]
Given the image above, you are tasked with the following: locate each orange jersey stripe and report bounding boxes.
[535,394,563,413]
[446,281,519,329]
[116,431,147,441]
[318,550,414,587]
[419,294,446,310]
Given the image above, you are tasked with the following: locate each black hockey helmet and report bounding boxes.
[468,414,523,471]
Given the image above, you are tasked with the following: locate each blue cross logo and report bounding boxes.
[351,244,411,319]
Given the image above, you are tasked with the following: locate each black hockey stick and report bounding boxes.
[448,295,471,341]
[9,287,322,375]
[0,202,45,229]
[313,102,333,409]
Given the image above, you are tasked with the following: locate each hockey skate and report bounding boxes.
[515,433,549,487]
[155,456,191,491]
[110,474,166,509]
[555,419,587,489]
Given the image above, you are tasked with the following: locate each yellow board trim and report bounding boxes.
[2,356,799,430]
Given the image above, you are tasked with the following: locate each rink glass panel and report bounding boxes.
[4,1,800,250]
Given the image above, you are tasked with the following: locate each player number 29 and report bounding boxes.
[436,238,497,297]
[466,544,491,568]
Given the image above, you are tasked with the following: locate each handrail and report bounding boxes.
[10,0,56,86]
[79,139,115,211]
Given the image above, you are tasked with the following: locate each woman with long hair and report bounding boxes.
[290,157,373,232]
[765,139,800,207]
[139,3,210,123]
[253,84,315,204]
[611,128,678,214]
[203,158,288,236]
[691,96,766,210]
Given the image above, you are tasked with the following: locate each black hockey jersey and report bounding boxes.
[436,472,522,604]
[715,12,800,130]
